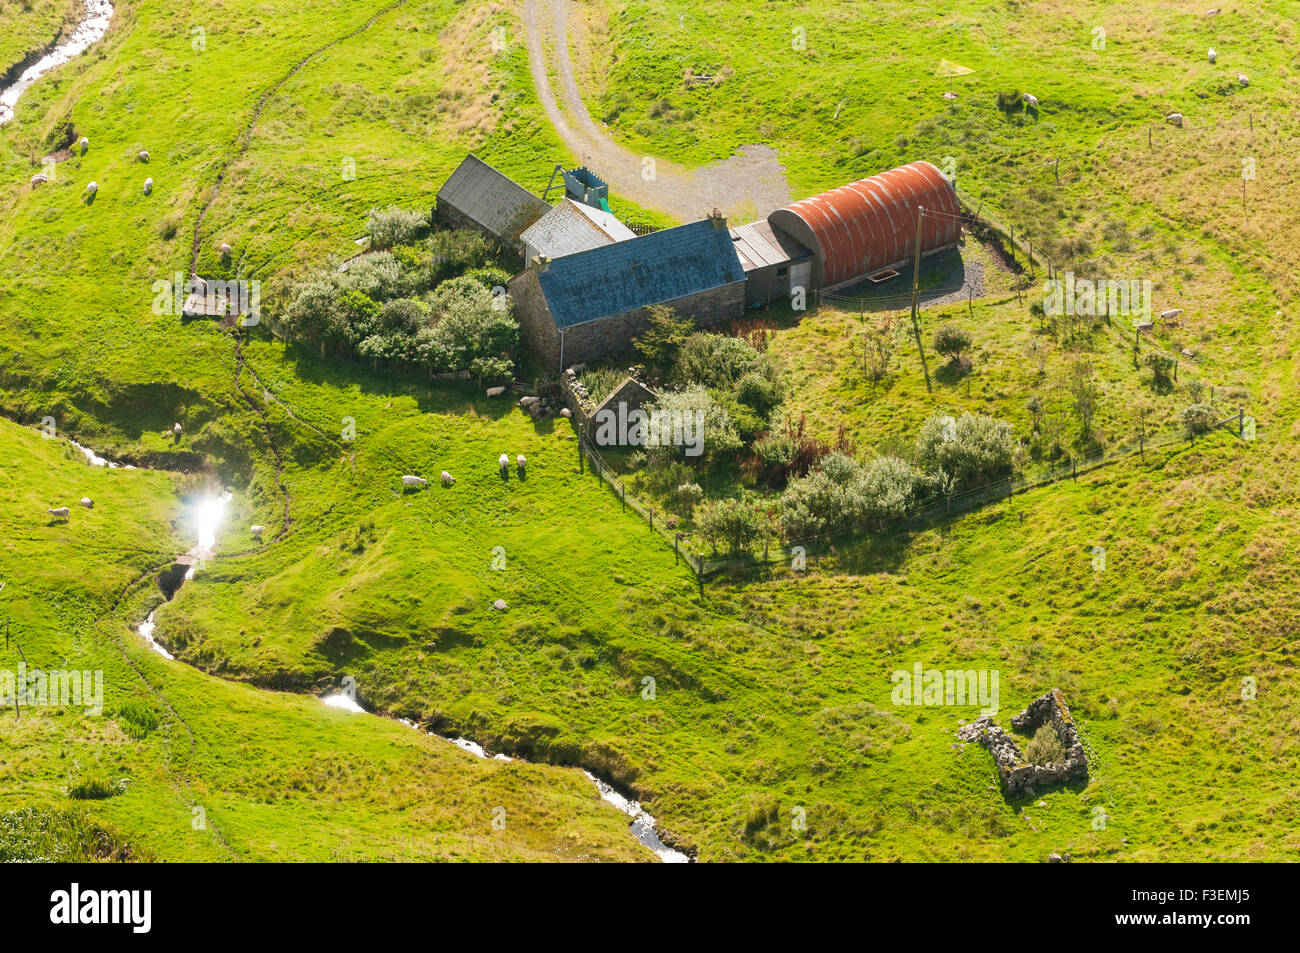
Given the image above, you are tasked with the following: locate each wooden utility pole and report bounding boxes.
[909,205,933,393]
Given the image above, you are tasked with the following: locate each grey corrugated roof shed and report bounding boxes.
[537,219,744,330]
[437,154,549,242]
[521,198,635,259]
[729,220,812,272]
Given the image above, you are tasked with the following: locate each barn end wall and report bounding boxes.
[436,200,528,260]
[508,269,563,370]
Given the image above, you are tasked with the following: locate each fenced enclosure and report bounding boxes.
[576,407,1250,589]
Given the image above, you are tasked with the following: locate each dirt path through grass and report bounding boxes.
[521,0,792,224]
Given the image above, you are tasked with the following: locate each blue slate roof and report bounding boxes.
[536,219,744,330]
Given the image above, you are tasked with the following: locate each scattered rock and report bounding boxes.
[1048,853,1062,863]
[492,599,508,611]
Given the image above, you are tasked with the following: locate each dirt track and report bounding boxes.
[520,0,792,224]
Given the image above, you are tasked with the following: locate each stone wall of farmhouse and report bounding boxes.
[956,688,1088,797]
[435,201,527,260]
[507,269,563,370]
[558,281,747,371]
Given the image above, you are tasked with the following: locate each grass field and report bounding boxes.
[1,0,1298,862]
[0,0,80,83]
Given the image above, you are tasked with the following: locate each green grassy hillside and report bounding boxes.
[1,0,1297,862]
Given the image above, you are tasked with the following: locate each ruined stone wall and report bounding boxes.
[957,689,1088,797]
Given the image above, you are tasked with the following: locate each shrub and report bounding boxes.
[578,366,623,404]
[367,206,427,250]
[932,322,972,366]
[67,775,127,800]
[736,371,783,419]
[916,412,1017,490]
[695,498,771,556]
[1024,723,1065,766]
[673,332,771,389]
[115,702,158,740]
[1179,402,1216,437]
[639,385,741,466]
[674,482,704,515]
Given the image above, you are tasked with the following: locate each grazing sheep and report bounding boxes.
[1238,73,1250,86]
[1181,348,1195,357]
[1208,48,1217,64]
[219,242,232,256]
[250,524,266,537]
[1023,92,1039,108]
[79,137,89,154]
[86,181,98,196]
[138,150,150,162]
[80,498,93,509]
[560,408,572,418]
[1160,308,1183,321]
[440,471,455,486]
[498,453,509,469]
[47,507,70,521]
[143,177,153,195]
[486,385,506,397]
[1165,112,1184,127]
[172,422,183,436]
[516,454,526,469]
[401,475,427,488]
[518,395,539,408]
[30,173,48,187]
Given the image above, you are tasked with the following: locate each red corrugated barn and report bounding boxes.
[767,160,961,292]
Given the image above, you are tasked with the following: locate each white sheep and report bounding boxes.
[1023,92,1039,108]
[1165,112,1184,127]
[1160,308,1183,321]
[1208,48,1217,64]
[440,471,455,486]
[219,243,232,256]
[516,454,526,469]
[401,475,427,488]
[47,507,70,521]
[143,177,153,195]
[560,408,572,418]
[138,150,150,162]
[86,181,98,196]
[80,497,93,508]
[172,422,182,436]
[1238,73,1250,86]
[498,453,509,469]
[30,173,48,187]
[518,396,539,408]
[492,599,508,611]
[79,137,89,154]
[250,524,266,537]
[486,385,506,397]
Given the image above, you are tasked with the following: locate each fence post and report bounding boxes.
[621,484,625,512]
[649,508,653,532]
[1072,456,1077,481]
[697,558,703,597]
[1237,405,1244,438]
[674,533,680,564]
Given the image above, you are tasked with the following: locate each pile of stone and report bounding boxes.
[518,392,566,420]
[956,689,1088,797]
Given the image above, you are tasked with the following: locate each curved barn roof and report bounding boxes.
[769,161,961,289]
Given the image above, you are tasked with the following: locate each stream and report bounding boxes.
[64,429,691,862]
[0,0,115,126]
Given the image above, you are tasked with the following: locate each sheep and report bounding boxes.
[401,475,427,488]
[172,422,183,436]
[1165,112,1184,127]
[80,497,93,509]
[47,507,70,521]
[1023,92,1039,108]
[85,181,98,196]
[1160,308,1183,321]
[1238,73,1250,86]
[250,524,267,537]
[498,453,509,469]
[30,173,48,187]
[143,177,153,195]
[440,471,455,486]
[516,454,526,469]
[486,385,506,397]
[219,242,232,256]
[1208,48,1217,64]
[138,150,150,163]
[518,395,539,408]
[79,137,89,154]
[492,599,508,611]
[560,408,572,418]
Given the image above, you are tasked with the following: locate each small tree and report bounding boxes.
[933,321,973,371]
[367,206,427,250]
[695,498,766,556]
[633,305,695,369]
[1024,723,1065,766]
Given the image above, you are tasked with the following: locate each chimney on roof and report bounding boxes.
[534,254,551,274]
[708,207,727,229]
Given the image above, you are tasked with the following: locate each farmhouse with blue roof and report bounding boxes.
[508,210,746,372]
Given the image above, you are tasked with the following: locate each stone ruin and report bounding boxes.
[957,688,1088,797]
